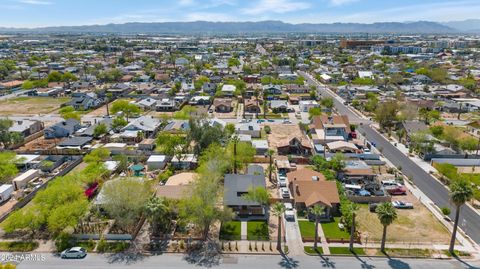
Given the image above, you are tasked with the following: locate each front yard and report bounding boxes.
[298,220,316,238]
[247,221,269,241]
[321,217,350,240]
[219,221,241,240]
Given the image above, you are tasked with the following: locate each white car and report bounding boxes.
[283,119,292,124]
[392,200,414,209]
[278,176,287,187]
[61,247,87,259]
[280,187,290,198]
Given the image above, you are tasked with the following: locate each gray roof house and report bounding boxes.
[224,165,267,219]
[77,117,114,137]
[123,116,161,137]
[9,119,44,137]
[236,122,261,138]
[68,92,103,110]
[44,119,81,139]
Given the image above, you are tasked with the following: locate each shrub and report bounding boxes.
[0,241,39,252]
[264,125,271,134]
[55,233,77,252]
[441,207,451,216]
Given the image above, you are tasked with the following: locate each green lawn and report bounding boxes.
[378,248,432,258]
[298,220,316,238]
[304,246,324,255]
[247,221,269,241]
[220,221,241,240]
[321,217,350,240]
[329,247,365,255]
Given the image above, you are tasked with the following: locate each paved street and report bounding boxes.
[299,71,480,245]
[14,253,480,269]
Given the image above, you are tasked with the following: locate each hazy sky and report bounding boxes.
[1,0,479,28]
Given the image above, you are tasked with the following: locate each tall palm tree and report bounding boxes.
[375,202,397,253]
[231,135,240,174]
[309,205,325,249]
[266,149,274,182]
[263,91,268,119]
[271,202,286,251]
[254,88,260,119]
[449,180,474,254]
[144,197,169,237]
[347,203,359,252]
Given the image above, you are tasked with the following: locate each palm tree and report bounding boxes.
[347,203,359,252]
[266,149,274,182]
[231,135,240,174]
[271,202,286,251]
[144,197,169,237]
[449,180,474,254]
[263,91,268,119]
[105,93,113,117]
[309,205,325,249]
[254,88,260,118]
[375,202,397,253]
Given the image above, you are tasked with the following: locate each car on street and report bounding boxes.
[283,119,292,124]
[61,247,87,259]
[392,200,414,209]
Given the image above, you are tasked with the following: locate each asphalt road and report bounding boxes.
[299,71,480,245]
[15,253,480,269]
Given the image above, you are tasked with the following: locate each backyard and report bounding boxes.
[0,96,70,115]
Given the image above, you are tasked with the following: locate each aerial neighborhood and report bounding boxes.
[0,31,480,266]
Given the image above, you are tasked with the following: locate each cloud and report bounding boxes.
[329,0,359,6]
[178,0,195,6]
[184,12,233,21]
[18,0,52,5]
[241,0,310,15]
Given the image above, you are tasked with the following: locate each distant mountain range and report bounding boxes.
[0,20,478,34]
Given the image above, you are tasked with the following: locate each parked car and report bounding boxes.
[392,200,414,209]
[278,176,287,187]
[61,247,87,259]
[267,119,274,122]
[280,187,290,198]
[257,119,265,123]
[283,119,292,124]
[284,203,295,221]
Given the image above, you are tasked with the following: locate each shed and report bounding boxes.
[147,155,168,170]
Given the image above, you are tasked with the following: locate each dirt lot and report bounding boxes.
[356,191,451,244]
[18,136,59,151]
[0,96,70,115]
[266,124,303,149]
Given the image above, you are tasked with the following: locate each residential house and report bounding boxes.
[122,116,161,138]
[236,122,261,138]
[189,96,211,106]
[156,98,177,111]
[44,119,81,139]
[277,136,312,156]
[224,165,267,219]
[263,84,282,95]
[244,99,261,114]
[299,100,320,112]
[214,98,233,113]
[8,120,44,137]
[67,92,103,110]
[171,154,198,170]
[287,168,340,219]
[310,115,351,144]
[135,97,157,110]
[398,121,429,144]
[252,140,269,155]
[221,84,236,97]
[269,100,288,113]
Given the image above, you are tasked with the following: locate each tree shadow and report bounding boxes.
[106,251,145,265]
[319,255,336,268]
[278,251,300,269]
[353,253,375,269]
[183,241,221,268]
[383,253,410,269]
[452,254,480,269]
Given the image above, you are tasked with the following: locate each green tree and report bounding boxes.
[242,186,270,206]
[449,180,474,254]
[84,148,110,164]
[144,197,171,236]
[110,100,141,122]
[93,123,108,138]
[2,204,45,237]
[227,139,255,173]
[0,151,18,183]
[111,117,128,131]
[0,119,23,148]
[459,136,478,158]
[309,205,325,249]
[102,178,151,233]
[346,203,359,252]
[47,71,63,82]
[271,203,286,251]
[330,153,346,173]
[320,97,334,113]
[267,149,274,182]
[59,106,81,121]
[155,133,186,157]
[374,100,399,132]
[375,202,398,252]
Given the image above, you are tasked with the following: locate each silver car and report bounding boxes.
[61,247,87,259]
